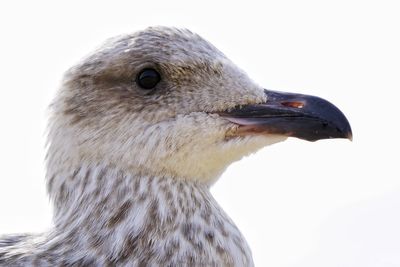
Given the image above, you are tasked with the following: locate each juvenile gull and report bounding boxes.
[0,27,352,266]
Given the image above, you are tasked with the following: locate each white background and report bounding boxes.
[0,1,399,266]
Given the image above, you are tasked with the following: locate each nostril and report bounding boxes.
[281,101,305,109]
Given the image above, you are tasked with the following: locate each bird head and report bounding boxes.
[47,27,351,185]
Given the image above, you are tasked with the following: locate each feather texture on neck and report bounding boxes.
[1,164,253,266]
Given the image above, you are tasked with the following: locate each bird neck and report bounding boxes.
[45,163,253,266]
[50,163,212,227]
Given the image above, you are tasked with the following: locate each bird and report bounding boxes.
[0,27,352,267]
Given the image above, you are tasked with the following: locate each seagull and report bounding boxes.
[0,27,352,267]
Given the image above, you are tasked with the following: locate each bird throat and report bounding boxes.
[42,164,255,266]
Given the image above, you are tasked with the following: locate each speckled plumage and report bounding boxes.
[0,27,287,266]
[1,164,254,266]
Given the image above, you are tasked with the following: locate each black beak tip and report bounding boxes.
[342,118,353,141]
[300,101,353,142]
[347,133,353,141]
[324,100,353,142]
[340,120,353,141]
[329,121,352,142]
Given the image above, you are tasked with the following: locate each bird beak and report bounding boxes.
[219,89,352,142]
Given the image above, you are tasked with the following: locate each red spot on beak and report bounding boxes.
[281,101,305,109]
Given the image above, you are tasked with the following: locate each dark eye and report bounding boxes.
[136,68,161,90]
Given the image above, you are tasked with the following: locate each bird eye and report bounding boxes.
[136,68,161,90]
